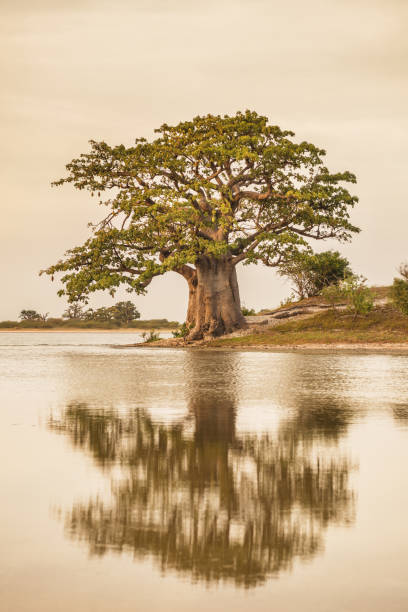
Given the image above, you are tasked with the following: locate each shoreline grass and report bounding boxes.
[208,305,408,348]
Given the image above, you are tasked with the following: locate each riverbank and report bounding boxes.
[130,302,408,351]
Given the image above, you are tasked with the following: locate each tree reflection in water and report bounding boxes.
[49,354,356,587]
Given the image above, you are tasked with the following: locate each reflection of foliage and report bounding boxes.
[49,397,355,587]
[392,404,408,425]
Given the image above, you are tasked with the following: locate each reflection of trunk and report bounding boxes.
[185,258,247,340]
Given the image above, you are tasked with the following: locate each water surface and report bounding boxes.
[1,332,407,611]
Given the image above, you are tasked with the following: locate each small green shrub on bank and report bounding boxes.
[142,330,160,343]
[345,277,374,318]
[321,284,346,309]
[241,306,256,316]
[391,278,408,316]
[172,322,191,338]
[321,275,374,319]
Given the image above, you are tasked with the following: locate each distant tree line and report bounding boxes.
[62,301,140,325]
[0,301,179,329]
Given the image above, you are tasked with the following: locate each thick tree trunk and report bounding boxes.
[185,258,247,340]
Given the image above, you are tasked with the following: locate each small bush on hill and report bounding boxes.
[392,279,408,315]
[241,306,256,316]
[279,250,352,299]
[322,275,374,320]
[391,264,408,316]
[142,330,160,343]
[344,276,374,319]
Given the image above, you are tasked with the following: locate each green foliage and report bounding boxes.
[19,309,41,320]
[172,322,191,338]
[18,320,53,328]
[391,279,408,315]
[241,306,256,316]
[142,330,160,343]
[128,319,177,329]
[343,276,374,318]
[321,284,347,309]
[111,301,140,324]
[80,301,139,325]
[321,275,374,318]
[63,304,85,319]
[391,264,408,316]
[83,307,115,322]
[0,321,19,328]
[399,263,408,282]
[41,111,359,303]
[279,250,352,299]
[327,275,374,319]
[129,319,178,329]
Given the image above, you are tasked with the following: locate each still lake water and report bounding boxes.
[1,332,408,611]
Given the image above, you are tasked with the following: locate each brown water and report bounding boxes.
[1,333,408,611]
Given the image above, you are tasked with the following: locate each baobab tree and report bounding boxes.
[43,111,358,339]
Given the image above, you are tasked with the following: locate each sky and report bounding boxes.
[1,0,407,321]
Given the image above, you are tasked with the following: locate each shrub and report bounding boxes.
[343,275,374,319]
[18,320,53,328]
[241,306,256,316]
[322,275,374,319]
[142,330,160,343]
[399,263,408,282]
[279,250,352,299]
[63,304,85,319]
[19,309,41,321]
[321,284,347,309]
[391,278,408,316]
[172,322,191,338]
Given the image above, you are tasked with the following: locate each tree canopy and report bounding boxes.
[42,111,359,338]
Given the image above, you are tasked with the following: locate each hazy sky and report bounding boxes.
[1,0,407,321]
